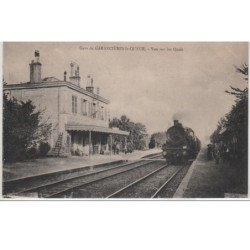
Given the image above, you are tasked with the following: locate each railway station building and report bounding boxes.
[3,51,129,156]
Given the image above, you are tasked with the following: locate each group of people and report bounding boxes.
[110,141,134,155]
[112,142,121,155]
[207,142,230,164]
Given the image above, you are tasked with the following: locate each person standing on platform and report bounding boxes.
[207,144,213,160]
[113,142,117,155]
[116,143,120,154]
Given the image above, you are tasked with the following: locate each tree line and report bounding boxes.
[109,115,148,151]
[210,64,248,185]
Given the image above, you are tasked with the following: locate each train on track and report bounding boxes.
[162,120,201,164]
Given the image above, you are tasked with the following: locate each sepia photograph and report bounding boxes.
[1,1,250,250]
[1,42,248,199]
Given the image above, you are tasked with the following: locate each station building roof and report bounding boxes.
[65,124,129,136]
[3,79,110,104]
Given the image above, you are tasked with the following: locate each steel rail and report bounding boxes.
[140,154,163,160]
[106,163,169,198]
[43,160,160,198]
[151,166,184,198]
[12,159,151,196]
[142,153,162,159]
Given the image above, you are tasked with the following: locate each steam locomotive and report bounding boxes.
[162,120,201,164]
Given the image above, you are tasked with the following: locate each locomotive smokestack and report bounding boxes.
[174,120,179,126]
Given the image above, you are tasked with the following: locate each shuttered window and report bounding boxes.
[81,98,87,116]
[72,95,77,114]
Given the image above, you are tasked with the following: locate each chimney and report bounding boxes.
[70,62,74,77]
[86,74,94,93]
[76,66,79,77]
[64,71,67,81]
[29,50,42,84]
[69,62,81,87]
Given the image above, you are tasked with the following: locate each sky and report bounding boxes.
[3,42,248,142]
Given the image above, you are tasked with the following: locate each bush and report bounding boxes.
[26,147,38,159]
[149,137,156,149]
[39,142,51,157]
[3,94,52,162]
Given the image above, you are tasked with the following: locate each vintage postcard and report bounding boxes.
[1,42,248,199]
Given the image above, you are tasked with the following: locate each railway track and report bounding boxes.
[152,164,191,198]
[3,160,125,194]
[57,159,190,199]
[106,163,170,198]
[64,161,189,199]
[8,154,162,198]
[107,165,186,198]
[46,160,164,198]
[6,153,190,199]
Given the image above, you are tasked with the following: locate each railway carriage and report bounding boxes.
[162,120,201,164]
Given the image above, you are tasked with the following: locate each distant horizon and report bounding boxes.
[3,42,248,142]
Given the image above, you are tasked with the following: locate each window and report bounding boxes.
[72,95,77,114]
[87,101,91,117]
[81,98,87,116]
[100,106,104,120]
[92,103,97,118]
[104,109,108,121]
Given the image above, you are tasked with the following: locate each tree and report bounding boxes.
[210,117,227,144]
[109,115,148,150]
[225,64,248,156]
[148,136,156,149]
[132,122,147,150]
[209,64,248,192]
[3,94,52,162]
[150,132,167,147]
[210,64,248,163]
[225,64,248,99]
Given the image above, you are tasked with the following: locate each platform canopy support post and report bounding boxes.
[110,134,113,156]
[125,136,127,154]
[89,130,92,158]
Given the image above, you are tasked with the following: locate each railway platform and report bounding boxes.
[174,147,248,199]
[3,148,161,182]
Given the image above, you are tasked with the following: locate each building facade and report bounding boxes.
[3,51,129,156]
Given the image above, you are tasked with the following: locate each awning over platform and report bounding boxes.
[65,124,129,136]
